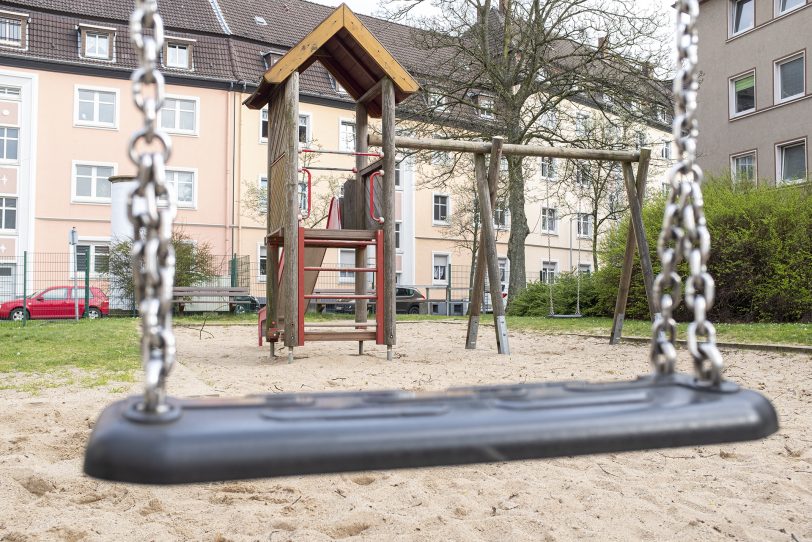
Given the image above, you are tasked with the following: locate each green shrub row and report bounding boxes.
[510,179,812,322]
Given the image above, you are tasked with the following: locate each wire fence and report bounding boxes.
[0,253,547,324]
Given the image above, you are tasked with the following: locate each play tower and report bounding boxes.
[245,5,420,361]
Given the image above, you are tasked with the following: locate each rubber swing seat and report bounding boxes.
[84,373,777,484]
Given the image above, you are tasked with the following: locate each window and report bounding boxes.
[298,114,311,145]
[577,213,593,237]
[42,288,70,300]
[394,159,402,187]
[636,131,647,149]
[427,91,447,111]
[478,95,495,119]
[338,249,354,282]
[260,108,268,141]
[730,72,755,116]
[432,254,449,284]
[777,0,804,15]
[165,169,196,207]
[433,194,449,224]
[494,207,509,230]
[0,127,18,161]
[776,140,807,184]
[541,261,557,284]
[0,196,15,230]
[259,176,268,206]
[731,152,756,182]
[576,163,590,188]
[161,97,197,134]
[540,109,557,130]
[339,120,355,151]
[75,87,117,128]
[84,31,111,59]
[395,222,402,250]
[498,258,508,293]
[0,85,21,99]
[76,244,110,274]
[73,163,114,202]
[661,141,673,159]
[298,173,308,212]
[329,74,347,95]
[731,0,754,35]
[258,246,267,279]
[540,157,555,180]
[575,112,590,136]
[578,264,592,276]
[541,207,557,233]
[166,42,191,69]
[0,14,24,47]
[775,54,805,103]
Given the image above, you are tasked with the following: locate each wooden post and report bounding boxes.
[282,74,300,358]
[381,77,397,360]
[474,138,510,354]
[466,152,499,350]
[354,101,369,355]
[610,149,655,344]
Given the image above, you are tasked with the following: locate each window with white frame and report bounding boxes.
[339,120,355,151]
[0,196,16,230]
[498,257,508,292]
[541,207,557,233]
[329,74,347,95]
[0,14,24,47]
[259,176,268,205]
[578,263,592,275]
[731,152,756,182]
[260,108,269,141]
[661,141,673,159]
[494,206,509,229]
[165,169,195,207]
[575,111,590,136]
[730,72,755,116]
[433,194,449,224]
[540,109,557,130]
[776,0,804,16]
[298,174,308,212]
[0,126,18,161]
[478,95,495,119]
[83,30,112,59]
[338,249,354,282]
[432,254,449,284]
[160,97,197,134]
[76,88,117,128]
[776,140,807,184]
[427,90,447,111]
[395,221,402,250]
[0,85,21,99]
[394,158,402,187]
[576,163,590,188]
[166,42,191,69]
[540,157,555,180]
[775,53,805,103]
[577,213,593,237]
[76,243,110,275]
[73,163,113,202]
[541,261,557,284]
[730,0,754,35]
[258,246,267,279]
[636,131,647,149]
[298,114,311,145]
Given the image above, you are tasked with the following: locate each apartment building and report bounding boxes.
[696,0,810,184]
[0,0,672,303]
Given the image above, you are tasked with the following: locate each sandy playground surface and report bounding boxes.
[0,321,810,541]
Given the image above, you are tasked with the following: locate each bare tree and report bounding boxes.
[386,0,671,304]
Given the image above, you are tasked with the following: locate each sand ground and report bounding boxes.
[1,321,810,542]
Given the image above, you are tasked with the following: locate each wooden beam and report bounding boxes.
[282,74,300,351]
[357,79,384,105]
[381,77,397,360]
[354,101,369,351]
[368,135,640,162]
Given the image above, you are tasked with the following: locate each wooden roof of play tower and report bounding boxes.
[244,3,420,117]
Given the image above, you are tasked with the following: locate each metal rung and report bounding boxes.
[303,240,376,248]
[304,331,378,341]
[304,322,376,328]
[304,267,377,273]
[305,294,376,300]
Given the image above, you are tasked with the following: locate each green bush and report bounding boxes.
[508,272,598,317]
[591,178,812,323]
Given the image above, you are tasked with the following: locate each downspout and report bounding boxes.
[230,81,237,256]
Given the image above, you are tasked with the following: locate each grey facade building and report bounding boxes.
[696,0,810,185]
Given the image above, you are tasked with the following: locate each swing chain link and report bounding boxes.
[128,0,177,413]
[650,0,723,386]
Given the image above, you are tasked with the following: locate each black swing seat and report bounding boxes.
[84,373,777,485]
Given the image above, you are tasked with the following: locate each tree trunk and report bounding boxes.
[506,154,529,308]
[592,209,600,272]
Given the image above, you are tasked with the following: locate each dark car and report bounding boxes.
[230,295,260,315]
[367,287,425,315]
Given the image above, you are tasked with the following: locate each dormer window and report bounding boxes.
[255,16,267,25]
[329,74,347,95]
[165,39,194,70]
[427,90,447,111]
[262,51,282,70]
[478,95,495,119]
[79,25,115,61]
[0,10,28,48]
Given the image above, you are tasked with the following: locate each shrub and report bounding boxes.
[508,272,598,317]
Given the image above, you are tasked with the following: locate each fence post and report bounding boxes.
[230,254,237,288]
[446,264,451,316]
[84,254,91,318]
[22,251,27,326]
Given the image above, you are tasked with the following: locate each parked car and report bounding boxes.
[230,295,260,315]
[0,286,109,321]
[316,286,426,315]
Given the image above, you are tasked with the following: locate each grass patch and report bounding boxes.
[0,319,140,391]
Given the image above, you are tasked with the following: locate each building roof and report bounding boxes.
[244,4,420,116]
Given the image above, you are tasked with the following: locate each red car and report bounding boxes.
[0,286,109,321]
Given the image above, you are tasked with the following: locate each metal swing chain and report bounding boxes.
[650,0,723,385]
[128,0,177,413]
